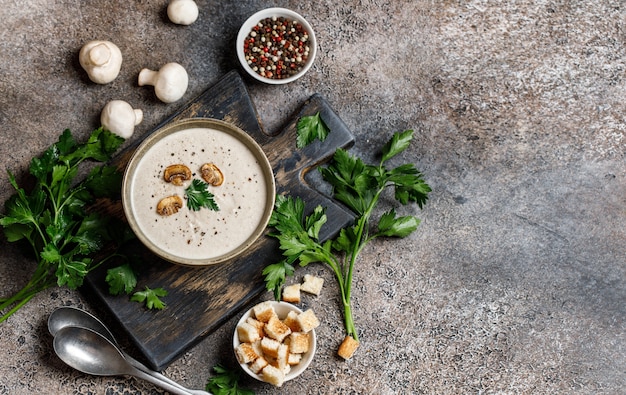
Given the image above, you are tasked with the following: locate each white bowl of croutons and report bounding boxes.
[233,301,318,387]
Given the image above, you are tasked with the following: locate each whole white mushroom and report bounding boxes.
[79,40,123,84]
[138,62,189,103]
[100,100,143,139]
[167,0,199,25]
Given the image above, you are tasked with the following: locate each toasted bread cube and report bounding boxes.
[246,317,265,338]
[237,322,261,343]
[251,339,263,357]
[282,283,301,303]
[253,301,278,323]
[261,336,281,358]
[276,343,289,371]
[262,364,285,387]
[235,342,259,364]
[301,274,324,296]
[265,355,277,368]
[337,335,360,360]
[249,356,268,374]
[296,309,320,333]
[287,352,302,365]
[288,332,310,354]
[264,316,292,342]
[283,310,302,332]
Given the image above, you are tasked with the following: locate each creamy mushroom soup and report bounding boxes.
[127,126,270,261]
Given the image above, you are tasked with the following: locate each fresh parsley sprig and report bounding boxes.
[206,364,254,395]
[296,111,330,148]
[185,179,219,211]
[0,128,129,323]
[130,286,168,310]
[263,129,431,356]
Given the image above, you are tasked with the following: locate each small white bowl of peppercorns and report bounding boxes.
[237,8,317,84]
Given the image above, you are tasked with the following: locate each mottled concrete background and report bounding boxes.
[1,1,625,394]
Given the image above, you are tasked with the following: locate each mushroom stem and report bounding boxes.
[138,68,159,87]
[88,43,112,66]
[137,62,189,103]
[133,109,144,125]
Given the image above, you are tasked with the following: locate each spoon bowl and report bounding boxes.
[53,326,135,376]
[49,308,210,395]
[48,306,117,345]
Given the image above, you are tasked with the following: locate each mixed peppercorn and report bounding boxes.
[243,16,311,80]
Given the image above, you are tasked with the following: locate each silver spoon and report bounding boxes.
[48,307,210,395]
[53,325,204,395]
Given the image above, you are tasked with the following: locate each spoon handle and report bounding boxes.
[124,353,211,395]
[128,363,199,395]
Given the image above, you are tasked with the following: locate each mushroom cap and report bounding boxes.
[138,62,189,103]
[79,40,122,84]
[167,0,199,25]
[101,100,143,139]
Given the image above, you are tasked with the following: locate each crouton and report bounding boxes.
[337,335,360,360]
[246,317,265,338]
[235,342,259,364]
[264,316,292,342]
[287,352,302,365]
[252,301,278,323]
[262,364,285,387]
[288,332,310,354]
[251,339,263,358]
[249,356,268,374]
[282,283,301,303]
[261,336,281,358]
[283,310,302,332]
[300,274,324,296]
[296,309,320,333]
[276,343,289,371]
[237,322,261,343]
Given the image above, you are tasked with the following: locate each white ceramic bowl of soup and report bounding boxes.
[122,118,275,266]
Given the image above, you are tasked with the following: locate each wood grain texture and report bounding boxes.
[82,71,354,371]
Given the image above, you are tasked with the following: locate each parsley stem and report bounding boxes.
[0,268,55,323]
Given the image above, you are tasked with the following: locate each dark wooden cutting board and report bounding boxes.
[83,71,355,371]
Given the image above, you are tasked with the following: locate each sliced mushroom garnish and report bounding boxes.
[163,164,192,186]
[200,163,224,186]
[156,195,183,216]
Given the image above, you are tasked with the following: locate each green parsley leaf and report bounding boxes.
[185,179,219,211]
[269,194,306,234]
[319,148,373,215]
[206,364,254,395]
[55,256,91,289]
[376,209,420,238]
[131,286,168,310]
[381,129,413,163]
[83,165,123,199]
[55,128,78,155]
[105,263,137,295]
[30,143,60,183]
[296,112,330,148]
[60,128,125,164]
[304,205,327,239]
[1,222,33,242]
[262,260,295,300]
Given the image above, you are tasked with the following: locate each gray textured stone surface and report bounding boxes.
[1,1,625,394]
